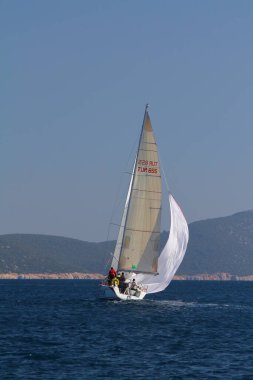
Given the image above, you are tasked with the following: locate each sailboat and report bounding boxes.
[101,105,189,300]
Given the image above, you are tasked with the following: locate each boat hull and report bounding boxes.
[100,284,146,301]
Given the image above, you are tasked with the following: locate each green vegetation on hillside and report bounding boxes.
[0,234,113,274]
[1,210,253,275]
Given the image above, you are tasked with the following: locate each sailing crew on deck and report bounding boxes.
[119,272,127,293]
[130,279,137,296]
[131,279,137,288]
[108,267,117,284]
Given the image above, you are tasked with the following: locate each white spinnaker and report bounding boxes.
[135,194,189,294]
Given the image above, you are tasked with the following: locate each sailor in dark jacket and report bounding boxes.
[119,272,127,293]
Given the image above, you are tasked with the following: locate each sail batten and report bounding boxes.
[139,148,158,152]
[125,228,160,233]
[132,189,162,193]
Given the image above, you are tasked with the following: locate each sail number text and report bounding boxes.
[137,160,158,174]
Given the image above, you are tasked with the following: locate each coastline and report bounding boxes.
[0,272,105,280]
[173,273,253,281]
[0,272,253,280]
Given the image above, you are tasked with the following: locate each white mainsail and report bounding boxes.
[117,108,162,274]
[135,193,189,293]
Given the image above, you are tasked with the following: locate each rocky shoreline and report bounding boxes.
[0,272,105,280]
[173,273,253,281]
[0,272,253,280]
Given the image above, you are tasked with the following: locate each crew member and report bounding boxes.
[119,272,127,293]
[108,267,117,284]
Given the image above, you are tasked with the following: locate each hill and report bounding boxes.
[177,210,253,276]
[0,234,113,274]
[1,210,253,275]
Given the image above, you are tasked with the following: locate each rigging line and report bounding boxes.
[109,252,119,262]
[117,106,148,263]
[104,135,138,247]
[104,254,113,271]
[110,222,122,227]
[159,155,170,193]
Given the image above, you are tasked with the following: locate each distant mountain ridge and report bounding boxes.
[178,210,253,276]
[0,234,113,274]
[1,210,253,275]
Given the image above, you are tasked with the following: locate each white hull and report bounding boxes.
[100,284,146,301]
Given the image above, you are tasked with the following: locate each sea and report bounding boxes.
[0,280,252,380]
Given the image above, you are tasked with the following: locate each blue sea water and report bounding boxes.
[0,280,252,380]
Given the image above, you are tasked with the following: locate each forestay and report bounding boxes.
[111,162,135,270]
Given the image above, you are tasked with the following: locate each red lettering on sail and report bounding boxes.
[138,166,158,174]
[138,160,148,166]
[137,160,159,174]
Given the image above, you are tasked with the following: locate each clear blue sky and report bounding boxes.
[1,1,253,242]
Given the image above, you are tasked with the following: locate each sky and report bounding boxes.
[1,0,253,242]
